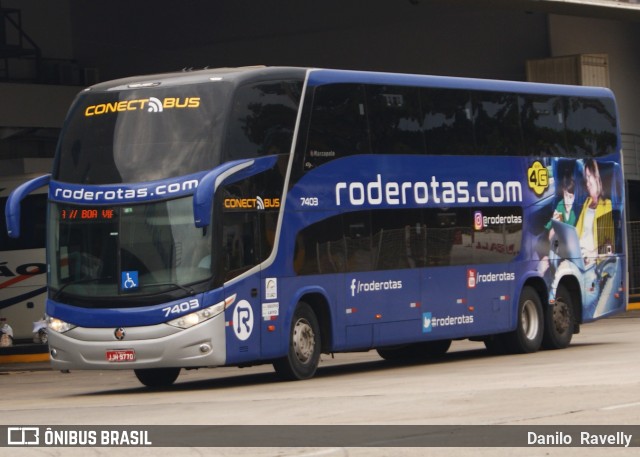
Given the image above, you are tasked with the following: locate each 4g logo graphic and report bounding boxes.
[527,161,549,196]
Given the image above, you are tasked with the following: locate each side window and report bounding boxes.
[565,97,617,157]
[372,209,426,270]
[220,211,260,281]
[294,207,522,275]
[422,88,474,155]
[520,95,568,157]
[225,80,302,160]
[343,211,374,272]
[423,209,468,266]
[472,91,522,155]
[217,163,286,281]
[366,85,424,155]
[466,207,523,264]
[295,211,377,274]
[304,84,369,170]
[295,214,346,275]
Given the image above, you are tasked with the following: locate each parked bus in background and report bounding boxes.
[5,67,626,386]
[1,174,47,342]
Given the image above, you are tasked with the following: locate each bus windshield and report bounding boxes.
[49,196,212,305]
[47,74,305,306]
[54,83,229,184]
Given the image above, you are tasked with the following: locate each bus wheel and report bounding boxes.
[504,286,543,353]
[273,302,321,381]
[377,340,451,361]
[134,368,180,388]
[542,284,575,350]
[376,345,412,361]
[420,339,452,357]
[484,335,508,355]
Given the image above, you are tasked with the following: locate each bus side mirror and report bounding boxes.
[193,156,280,228]
[5,174,51,238]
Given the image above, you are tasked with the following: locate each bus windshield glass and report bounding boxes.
[54,83,229,184]
[49,196,212,305]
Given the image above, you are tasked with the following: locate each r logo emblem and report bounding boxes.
[233,300,254,341]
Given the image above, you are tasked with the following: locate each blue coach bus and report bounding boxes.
[5,66,626,387]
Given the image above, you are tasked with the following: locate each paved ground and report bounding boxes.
[1,311,639,456]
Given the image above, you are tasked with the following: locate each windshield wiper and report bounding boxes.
[52,277,113,301]
[136,282,196,295]
[53,278,196,300]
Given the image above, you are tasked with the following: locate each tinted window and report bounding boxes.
[56,83,227,184]
[216,155,286,283]
[225,80,303,161]
[295,213,346,275]
[343,211,374,272]
[296,83,618,164]
[520,95,567,156]
[422,88,474,155]
[304,84,369,170]
[295,207,522,274]
[372,209,426,270]
[366,85,424,155]
[565,97,617,157]
[472,91,522,155]
[220,210,259,281]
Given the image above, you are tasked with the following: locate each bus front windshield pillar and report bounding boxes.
[193,157,279,228]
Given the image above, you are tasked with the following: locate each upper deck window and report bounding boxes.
[565,97,617,157]
[298,82,618,165]
[304,84,370,170]
[520,95,567,156]
[224,80,303,161]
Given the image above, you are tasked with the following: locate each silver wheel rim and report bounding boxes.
[521,299,539,341]
[292,318,315,364]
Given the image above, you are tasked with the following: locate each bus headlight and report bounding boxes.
[47,316,76,333]
[167,301,225,329]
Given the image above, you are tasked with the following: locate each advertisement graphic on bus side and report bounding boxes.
[289,153,625,324]
[530,157,625,320]
[291,155,528,212]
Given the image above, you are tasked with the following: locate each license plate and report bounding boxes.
[106,349,136,362]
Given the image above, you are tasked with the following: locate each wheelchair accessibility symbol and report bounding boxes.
[121,271,139,290]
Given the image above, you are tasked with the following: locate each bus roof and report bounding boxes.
[86,66,307,92]
[85,65,614,100]
[306,68,615,99]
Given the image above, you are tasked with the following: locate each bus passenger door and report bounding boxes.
[220,211,262,365]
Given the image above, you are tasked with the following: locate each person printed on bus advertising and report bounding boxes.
[546,171,577,239]
[538,164,577,278]
[576,158,614,266]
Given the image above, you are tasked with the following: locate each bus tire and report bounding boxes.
[273,302,321,381]
[484,335,508,355]
[376,345,413,361]
[134,367,180,388]
[504,286,543,354]
[421,339,452,357]
[542,284,575,350]
[377,340,451,361]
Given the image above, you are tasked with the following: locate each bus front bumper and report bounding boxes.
[47,313,226,370]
